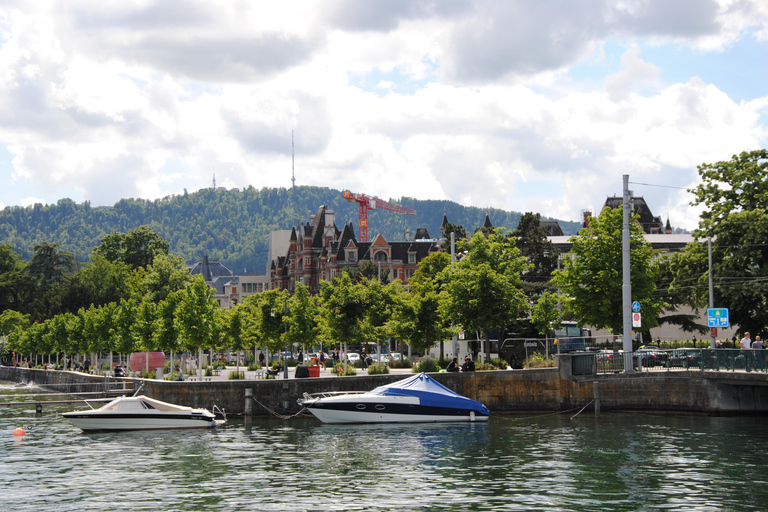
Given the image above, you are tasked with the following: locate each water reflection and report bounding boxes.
[2,383,768,511]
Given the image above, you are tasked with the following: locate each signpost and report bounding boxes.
[707,308,729,328]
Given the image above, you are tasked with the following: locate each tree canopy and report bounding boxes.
[553,206,664,335]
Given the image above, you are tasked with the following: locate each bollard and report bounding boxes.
[244,388,253,427]
[593,381,600,417]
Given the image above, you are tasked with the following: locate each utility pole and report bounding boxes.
[622,174,634,373]
[708,237,716,348]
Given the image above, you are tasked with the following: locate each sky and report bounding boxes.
[1,0,767,232]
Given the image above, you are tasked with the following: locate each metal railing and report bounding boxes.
[586,349,768,375]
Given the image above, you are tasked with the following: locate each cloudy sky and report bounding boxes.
[1,0,766,231]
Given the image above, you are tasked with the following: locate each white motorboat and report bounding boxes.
[299,373,490,424]
[62,395,226,432]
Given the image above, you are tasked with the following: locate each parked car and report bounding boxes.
[635,347,669,367]
[666,349,701,368]
[389,352,404,362]
[370,354,389,363]
[346,353,361,363]
[596,350,616,364]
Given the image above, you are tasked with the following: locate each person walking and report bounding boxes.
[740,332,753,371]
[753,336,765,371]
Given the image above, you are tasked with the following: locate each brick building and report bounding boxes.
[269,205,442,293]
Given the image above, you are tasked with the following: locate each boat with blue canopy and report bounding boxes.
[299,372,490,424]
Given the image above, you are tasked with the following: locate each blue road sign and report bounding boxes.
[707,308,729,328]
[632,301,641,312]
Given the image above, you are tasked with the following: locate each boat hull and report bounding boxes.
[62,412,223,431]
[62,395,225,432]
[302,394,489,424]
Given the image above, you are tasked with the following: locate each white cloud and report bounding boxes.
[0,0,767,234]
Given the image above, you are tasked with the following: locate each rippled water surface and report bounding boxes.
[1,382,767,511]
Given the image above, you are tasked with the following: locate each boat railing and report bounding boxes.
[301,391,366,401]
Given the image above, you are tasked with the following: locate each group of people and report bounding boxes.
[445,356,476,373]
[739,332,765,350]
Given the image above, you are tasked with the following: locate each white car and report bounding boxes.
[390,353,403,361]
[346,353,361,363]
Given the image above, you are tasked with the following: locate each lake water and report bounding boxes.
[1,382,766,511]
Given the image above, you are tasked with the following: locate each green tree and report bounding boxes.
[553,207,664,335]
[0,245,28,313]
[155,291,182,355]
[363,278,402,357]
[285,283,320,355]
[248,288,288,362]
[141,254,192,303]
[0,309,29,336]
[175,276,219,358]
[510,212,560,296]
[320,273,368,356]
[530,291,562,337]
[94,226,169,270]
[678,149,768,336]
[391,278,451,357]
[440,232,528,360]
[25,242,77,321]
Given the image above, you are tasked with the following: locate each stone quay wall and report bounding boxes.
[3,359,768,417]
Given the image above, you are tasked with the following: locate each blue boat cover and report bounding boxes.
[369,373,489,415]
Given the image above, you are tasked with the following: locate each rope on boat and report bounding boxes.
[251,396,311,420]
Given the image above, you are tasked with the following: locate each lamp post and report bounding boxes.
[283,298,290,379]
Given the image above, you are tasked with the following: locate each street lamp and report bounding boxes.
[283,298,290,379]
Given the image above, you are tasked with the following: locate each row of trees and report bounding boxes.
[0,227,534,365]
[2,149,766,365]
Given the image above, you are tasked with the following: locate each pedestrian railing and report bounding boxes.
[589,349,768,375]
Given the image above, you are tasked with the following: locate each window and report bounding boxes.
[374,251,387,262]
[392,269,398,280]
[408,252,416,264]
[347,250,356,262]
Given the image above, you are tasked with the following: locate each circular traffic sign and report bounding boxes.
[632,301,641,312]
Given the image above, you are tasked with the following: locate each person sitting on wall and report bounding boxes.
[266,362,282,379]
[446,357,460,372]
[461,356,475,372]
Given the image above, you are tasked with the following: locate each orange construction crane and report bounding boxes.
[342,190,416,242]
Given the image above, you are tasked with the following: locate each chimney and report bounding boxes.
[405,229,410,241]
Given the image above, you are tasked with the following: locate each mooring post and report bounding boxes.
[244,388,253,426]
[594,381,600,417]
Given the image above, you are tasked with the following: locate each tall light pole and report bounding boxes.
[622,174,634,373]
[283,298,290,379]
[708,237,716,349]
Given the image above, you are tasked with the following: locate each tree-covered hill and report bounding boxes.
[0,186,582,273]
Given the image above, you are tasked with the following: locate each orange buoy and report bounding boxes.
[13,427,26,437]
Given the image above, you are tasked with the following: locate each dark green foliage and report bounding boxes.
[0,186,581,274]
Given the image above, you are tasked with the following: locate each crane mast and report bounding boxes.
[342,190,416,242]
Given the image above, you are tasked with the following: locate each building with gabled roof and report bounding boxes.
[189,254,269,308]
[269,205,442,293]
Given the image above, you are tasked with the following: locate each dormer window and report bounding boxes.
[408,252,416,264]
[347,249,357,262]
[374,251,387,262]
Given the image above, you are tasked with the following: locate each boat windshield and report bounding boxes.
[141,401,156,409]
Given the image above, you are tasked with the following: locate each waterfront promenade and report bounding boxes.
[3,355,768,417]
